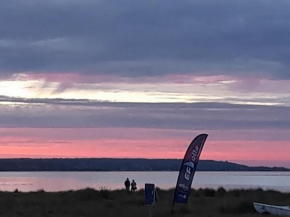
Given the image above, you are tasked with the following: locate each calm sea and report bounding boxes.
[0,171,290,192]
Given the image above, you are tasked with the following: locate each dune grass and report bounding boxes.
[0,188,289,217]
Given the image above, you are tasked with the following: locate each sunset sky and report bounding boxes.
[0,0,290,167]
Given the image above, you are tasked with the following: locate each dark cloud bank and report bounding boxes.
[1,0,290,79]
[1,96,290,133]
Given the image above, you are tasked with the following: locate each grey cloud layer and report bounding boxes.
[1,0,290,78]
[1,96,290,132]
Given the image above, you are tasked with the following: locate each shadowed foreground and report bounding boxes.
[0,188,290,217]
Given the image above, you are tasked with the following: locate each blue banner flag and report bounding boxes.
[173,134,208,204]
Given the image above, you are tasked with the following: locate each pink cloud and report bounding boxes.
[1,128,289,167]
[10,72,244,85]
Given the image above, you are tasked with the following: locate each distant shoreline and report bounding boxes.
[0,158,289,172]
[1,170,290,171]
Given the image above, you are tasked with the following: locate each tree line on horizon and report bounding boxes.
[0,158,288,171]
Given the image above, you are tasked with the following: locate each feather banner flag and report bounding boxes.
[172,134,208,207]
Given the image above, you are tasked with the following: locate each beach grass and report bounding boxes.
[0,188,289,217]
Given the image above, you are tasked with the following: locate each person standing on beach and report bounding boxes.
[124,178,130,191]
[131,179,137,192]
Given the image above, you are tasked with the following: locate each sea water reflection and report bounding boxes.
[0,171,290,192]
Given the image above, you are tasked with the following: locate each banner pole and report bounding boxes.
[148,206,153,217]
[170,202,174,216]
